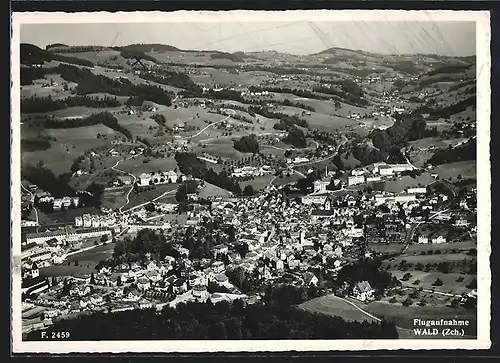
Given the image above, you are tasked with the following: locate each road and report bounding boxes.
[121,188,177,213]
[21,183,39,226]
[188,109,235,139]
[262,139,319,152]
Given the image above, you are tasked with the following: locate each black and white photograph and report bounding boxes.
[11,10,491,352]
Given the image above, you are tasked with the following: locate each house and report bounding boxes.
[431,235,446,244]
[303,271,319,286]
[173,278,188,294]
[137,277,151,291]
[418,236,429,244]
[192,284,209,300]
[138,300,153,309]
[352,281,375,302]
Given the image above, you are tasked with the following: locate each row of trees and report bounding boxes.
[26,299,398,340]
[21,95,121,114]
[20,43,94,68]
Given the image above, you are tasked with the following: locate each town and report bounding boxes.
[18,26,478,340]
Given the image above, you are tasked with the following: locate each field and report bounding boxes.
[21,124,122,174]
[115,155,178,174]
[113,113,159,138]
[40,263,97,277]
[67,242,116,263]
[299,295,379,323]
[197,182,233,198]
[381,173,436,193]
[390,270,476,296]
[42,207,101,224]
[126,184,178,210]
[240,174,275,191]
[101,187,130,210]
[272,172,304,186]
[191,138,244,161]
[432,161,477,182]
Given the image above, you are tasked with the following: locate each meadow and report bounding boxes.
[21,124,121,174]
[299,295,379,323]
[433,161,476,182]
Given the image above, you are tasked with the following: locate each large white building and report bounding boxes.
[348,175,365,186]
[301,194,328,205]
[138,171,179,187]
[407,187,427,194]
[313,179,330,194]
[25,227,112,245]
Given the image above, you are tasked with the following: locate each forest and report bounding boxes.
[42,112,132,139]
[313,80,368,107]
[233,135,260,154]
[427,138,476,165]
[21,95,121,114]
[22,163,75,197]
[22,64,173,106]
[21,139,51,152]
[26,299,398,340]
[370,112,430,153]
[140,71,202,96]
[283,127,307,148]
[20,43,94,67]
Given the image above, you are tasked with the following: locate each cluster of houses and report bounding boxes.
[310,162,416,195]
[137,171,180,187]
[74,214,117,228]
[37,194,80,211]
[231,165,273,178]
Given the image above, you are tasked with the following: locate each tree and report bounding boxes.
[432,278,443,287]
[402,297,413,307]
[145,203,156,212]
[307,284,319,299]
[234,243,249,259]
[283,127,307,148]
[90,272,96,285]
[243,185,255,196]
[233,135,260,153]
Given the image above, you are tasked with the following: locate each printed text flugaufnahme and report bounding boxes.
[413,319,470,328]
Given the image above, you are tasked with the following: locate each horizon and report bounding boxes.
[20,21,476,57]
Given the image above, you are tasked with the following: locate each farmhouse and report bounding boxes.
[352,281,375,302]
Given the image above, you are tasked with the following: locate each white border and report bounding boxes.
[11,10,491,353]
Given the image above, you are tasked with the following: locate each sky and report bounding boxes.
[21,21,476,56]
